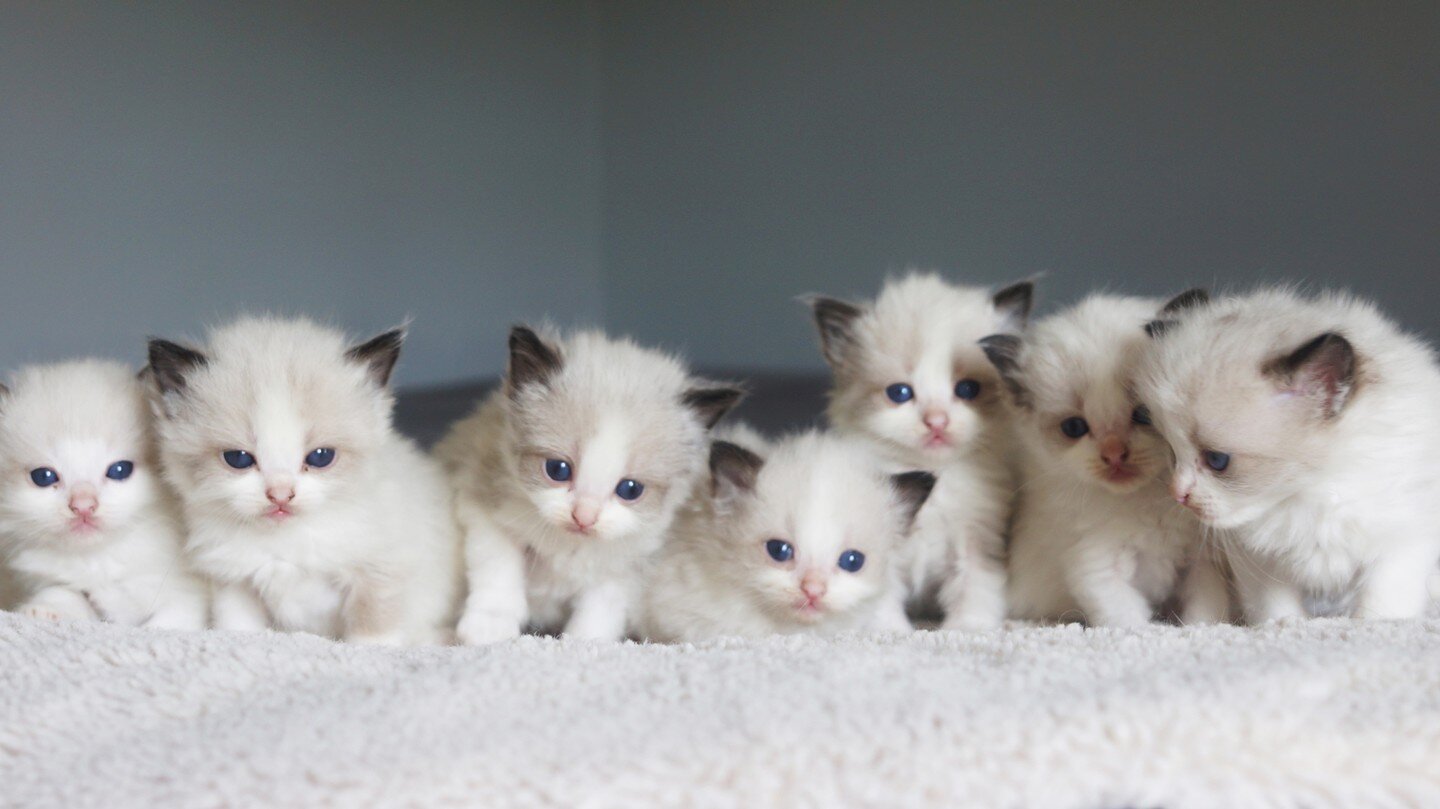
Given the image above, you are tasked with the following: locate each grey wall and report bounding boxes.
[599,2,1440,370]
[0,1,603,388]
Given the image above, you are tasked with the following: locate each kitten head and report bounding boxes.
[504,326,744,544]
[982,293,1203,494]
[705,431,934,625]
[0,360,165,545]
[808,272,1032,465]
[147,316,404,529]
[1135,288,1372,528]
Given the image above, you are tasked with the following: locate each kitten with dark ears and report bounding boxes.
[438,326,743,644]
[808,272,1030,629]
[1136,288,1440,622]
[147,317,462,644]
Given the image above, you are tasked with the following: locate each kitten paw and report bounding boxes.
[939,614,1002,632]
[22,605,71,623]
[456,611,522,645]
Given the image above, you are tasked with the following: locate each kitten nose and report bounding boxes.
[923,411,949,431]
[571,503,599,532]
[266,486,295,506]
[800,572,827,601]
[1099,434,1129,467]
[1172,484,1190,505]
[69,491,98,517]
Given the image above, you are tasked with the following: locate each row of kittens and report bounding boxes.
[1,273,1437,644]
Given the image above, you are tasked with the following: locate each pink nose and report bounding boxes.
[1172,486,1190,505]
[924,412,949,431]
[266,487,294,506]
[1099,434,1129,467]
[800,574,827,601]
[571,508,597,531]
[69,497,97,517]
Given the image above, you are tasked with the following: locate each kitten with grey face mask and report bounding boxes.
[639,429,935,642]
[1136,287,1440,622]
[984,293,1229,627]
[0,360,207,629]
[808,272,1030,629]
[438,326,743,644]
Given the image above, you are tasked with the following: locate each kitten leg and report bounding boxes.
[85,586,150,627]
[870,592,914,632]
[1354,541,1439,620]
[212,581,271,631]
[1178,551,1230,625]
[1064,542,1152,628]
[144,577,210,631]
[938,527,1007,630]
[343,573,415,645]
[563,580,629,641]
[455,508,528,645]
[1229,548,1305,624]
[20,586,97,623]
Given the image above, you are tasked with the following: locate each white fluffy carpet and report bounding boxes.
[2,612,1439,808]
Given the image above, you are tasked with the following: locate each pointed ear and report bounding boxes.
[507,325,563,393]
[978,334,1027,406]
[1265,332,1357,419]
[992,280,1035,330]
[147,338,208,397]
[803,295,864,368]
[683,384,746,430]
[1160,288,1209,315]
[1144,319,1176,339]
[710,440,764,504]
[346,328,405,388]
[890,471,937,531]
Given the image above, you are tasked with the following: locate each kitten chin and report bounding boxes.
[1136,286,1440,623]
[637,428,935,642]
[147,316,462,644]
[0,360,208,629]
[439,326,743,645]
[989,293,1229,627]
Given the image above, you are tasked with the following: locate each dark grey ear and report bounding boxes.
[683,385,747,430]
[992,280,1035,329]
[1266,332,1357,419]
[804,295,865,368]
[1161,288,1209,315]
[710,440,765,504]
[890,471,937,531]
[346,328,405,388]
[507,325,563,392]
[978,333,1027,405]
[146,338,208,396]
[1144,319,1176,339]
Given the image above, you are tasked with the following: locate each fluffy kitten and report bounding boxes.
[0,360,207,629]
[639,429,935,642]
[438,327,743,644]
[1136,287,1440,622]
[147,317,461,644]
[808,272,1030,628]
[983,293,1229,627]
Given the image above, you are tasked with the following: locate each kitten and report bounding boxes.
[0,360,207,629]
[808,272,1030,629]
[147,317,461,644]
[982,293,1229,627]
[437,326,743,644]
[1135,287,1440,622]
[638,429,935,642]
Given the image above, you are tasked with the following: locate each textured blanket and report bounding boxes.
[2,611,1438,808]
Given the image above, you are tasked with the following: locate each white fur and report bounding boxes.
[1136,288,1440,622]
[0,361,207,629]
[151,317,461,644]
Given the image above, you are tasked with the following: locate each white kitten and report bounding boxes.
[147,317,461,644]
[0,360,207,629]
[438,327,743,644]
[983,293,1229,627]
[1136,287,1440,622]
[808,272,1030,629]
[639,429,935,642]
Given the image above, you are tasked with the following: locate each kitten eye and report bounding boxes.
[614,478,644,501]
[305,448,336,469]
[884,383,915,404]
[837,549,865,572]
[953,379,981,400]
[1203,451,1231,472]
[222,450,256,470]
[1131,406,1152,426]
[29,467,58,488]
[544,458,572,482]
[765,539,793,562]
[1060,417,1090,439]
[106,461,134,481]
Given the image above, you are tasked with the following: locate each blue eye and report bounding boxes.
[106,461,134,481]
[765,539,793,562]
[222,450,255,469]
[1060,417,1090,439]
[837,549,865,572]
[1203,451,1231,472]
[615,478,644,501]
[1132,406,1152,426]
[884,383,914,404]
[305,448,336,468]
[29,467,58,487]
[544,458,572,482]
[954,379,981,400]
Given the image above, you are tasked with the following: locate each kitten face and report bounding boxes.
[0,361,163,544]
[707,433,934,625]
[147,317,402,529]
[505,327,742,544]
[811,273,1031,464]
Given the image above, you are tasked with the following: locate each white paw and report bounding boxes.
[940,613,1002,632]
[347,630,409,647]
[23,605,72,623]
[456,610,522,645]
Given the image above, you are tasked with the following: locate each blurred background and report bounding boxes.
[2,2,1436,436]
